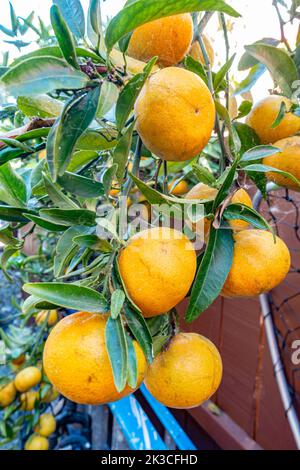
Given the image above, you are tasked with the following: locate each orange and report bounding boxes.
[189,35,215,66]
[246,96,300,144]
[43,312,147,405]
[14,366,42,392]
[36,310,58,327]
[229,188,253,231]
[145,332,222,409]
[135,67,215,162]
[34,414,56,437]
[127,14,193,67]
[0,381,16,408]
[25,435,49,451]
[118,227,197,317]
[20,390,39,410]
[263,136,300,191]
[185,183,218,242]
[222,230,290,297]
[168,180,189,196]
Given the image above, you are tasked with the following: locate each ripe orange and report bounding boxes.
[135,67,215,162]
[189,35,215,66]
[127,14,193,67]
[222,230,291,297]
[43,312,147,405]
[20,390,39,410]
[145,332,222,409]
[118,227,197,317]
[229,188,253,231]
[25,435,49,451]
[36,310,58,326]
[14,366,42,392]
[263,136,300,191]
[0,381,16,408]
[246,96,300,144]
[34,413,56,437]
[168,180,189,196]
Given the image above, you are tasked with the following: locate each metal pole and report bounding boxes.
[254,188,300,449]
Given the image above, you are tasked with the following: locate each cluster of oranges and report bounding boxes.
[25,14,300,414]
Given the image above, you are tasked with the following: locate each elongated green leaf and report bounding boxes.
[58,172,105,198]
[243,163,300,189]
[236,100,252,119]
[105,315,128,392]
[50,4,79,70]
[9,2,18,33]
[116,57,157,131]
[213,54,235,91]
[241,145,281,163]
[1,57,88,96]
[184,55,207,83]
[66,150,98,172]
[223,203,273,232]
[124,303,153,364]
[126,333,138,389]
[113,121,135,182]
[23,282,108,312]
[76,130,117,151]
[22,295,58,316]
[26,214,67,232]
[105,0,240,52]
[73,235,113,252]
[97,81,119,119]
[213,158,239,210]
[53,0,85,39]
[0,162,27,207]
[43,172,79,209]
[186,226,234,321]
[0,225,20,247]
[271,100,286,128]
[215,101,241,153]
[54,226,86,277]
[245,44,298,97]
[111,289,126,319]
[11,46,102,67]
[0,206,34,222]
[102,164,118,195]
[47,86,101,180]
[17,95,63,118]
[1,245,19,282]
[88,0,105,50]
[234,63,266,96]
[192,163,216,186]
[39,208,96,226]
[238,38,279,71]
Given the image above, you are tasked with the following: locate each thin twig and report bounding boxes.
[163,160,168,194]
[273,0,292,52]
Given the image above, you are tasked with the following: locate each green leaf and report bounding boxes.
[0,25,15,38]
[0,206,34,223]
[19,11,35,35]
[39,208,96,226]
[1,56,88,96]
[9,2,18,34]
[271,100,286,128]
[213,158,239,210]
[1,245,19,282]
[54,226,86,277]
[223,203,273,232]
[215,101,241,154]
[184,55,207,83]
[11,46,102,67]
[26,214,67,232]
[87,0,104,50]
[241,145,281,162]
[17,95,63,118]
[105,0,240,52]
[73,235,113,252]
[244,44,298,97]
[236,100,252,119]
[186,226,234,321]
[50,4,79,70]
[192,163,216,186]
[0,162,27,207]
[113,121,135,182]
[53,0,85,39]
[97,81,119,119]
[116,57,157,131]
[123,303,153,364]
[105,315,128,392]
[242,163,300,189]
[238,38,279,71]
[76,130,117,151]
[213,54,235,91]
[57,172,105,198]
[23,282,108,312]
[126,333,138,389]
[47,85,101,180]
[67,150,99,172]
[111,289,126,319]
[0,225,20,247]
[234,63,266,95]
[102,164,118,195]
[43,172,79,209]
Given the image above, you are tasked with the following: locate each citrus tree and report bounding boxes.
[0,0,299,431]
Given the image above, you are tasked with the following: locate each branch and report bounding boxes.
[272,0,292,52]
[0,117,55,149]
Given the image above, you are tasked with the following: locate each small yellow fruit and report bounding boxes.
[0,381,16,408]
[25,434,49,451]
[36,310,58,327]
[168,180,189,196]
[15,366,42,392]
[118,227,197,317]
[20,390,39,411]
[127,14,193,67]
[145,332,222,409]
[246,96,300,144]
[34,414,56,437]
[263,136,300,191]
[135,67,215,162]
[222,230,291,297]
[189,35,215,66]
[229,188,253,231]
